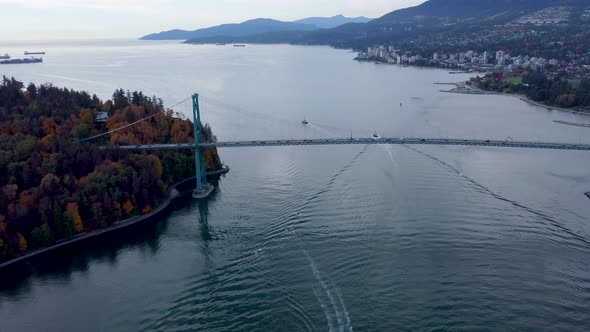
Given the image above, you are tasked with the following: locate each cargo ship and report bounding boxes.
[0,53,10,60]
[233,44,246,47]
[24,51,45,55]
[0,57,43,65]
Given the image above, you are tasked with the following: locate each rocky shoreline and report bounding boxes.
[0,166,229,270]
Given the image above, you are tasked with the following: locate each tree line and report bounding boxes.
[0,77,222,262]
[471,71,590,109]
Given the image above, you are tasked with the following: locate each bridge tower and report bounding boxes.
[192,94,214,198]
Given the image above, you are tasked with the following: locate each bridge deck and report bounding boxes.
[106,137,590,151]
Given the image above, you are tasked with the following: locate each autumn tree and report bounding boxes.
[66,202,83,233]
[0,78,223,263]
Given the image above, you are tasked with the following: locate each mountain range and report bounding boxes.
[180,0,590,49]
[140,15,371,40]
[293,15,372,29]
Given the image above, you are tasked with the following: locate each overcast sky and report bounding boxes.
[0,0,425,40]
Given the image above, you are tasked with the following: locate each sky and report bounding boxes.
[0,0,425,40]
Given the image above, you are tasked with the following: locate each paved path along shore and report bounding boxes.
[0,167,229,270]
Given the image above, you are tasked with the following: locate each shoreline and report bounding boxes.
[0,166,229,271]
[441,82,590,116]
[517,96,590,116]
[554,120,590,128]
[439,82,495,95]
[354,58,487,74]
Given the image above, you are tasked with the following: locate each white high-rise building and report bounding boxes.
[483,51,489,64]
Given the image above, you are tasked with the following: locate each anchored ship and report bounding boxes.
[0,57,43,65]
[24,51,45,55]
[0,53,10,60]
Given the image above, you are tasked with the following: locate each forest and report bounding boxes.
[0,77,221,262]
[471,71,590,110]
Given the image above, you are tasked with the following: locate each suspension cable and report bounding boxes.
[79,96,192,142]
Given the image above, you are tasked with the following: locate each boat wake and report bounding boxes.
[280,146,369,332]
[383,145,399,169]
[303,247,353,332]
[38,73,114,87]
[405,145,590,249]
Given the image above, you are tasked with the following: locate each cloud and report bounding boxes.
[0,0,167,13]
[0,0,424,16]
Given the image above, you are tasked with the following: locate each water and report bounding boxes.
[1,40,590,331]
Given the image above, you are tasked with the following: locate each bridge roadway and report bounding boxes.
[109,137,590,151]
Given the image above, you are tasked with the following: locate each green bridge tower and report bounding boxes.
[192,94,214,198]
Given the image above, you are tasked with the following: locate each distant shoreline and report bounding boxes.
[517,96,590,116]
[553,120,590,128]
[441,82,590,116]
[439,82,494,95]
[353,57,489,74]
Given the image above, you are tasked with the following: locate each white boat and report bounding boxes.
[371,132,381,140]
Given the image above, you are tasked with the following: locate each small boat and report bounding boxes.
[24,51,45,55]
[215,43,226,46]
[0,53,10,60]
[302,118,309,125]
[371,132,381,140]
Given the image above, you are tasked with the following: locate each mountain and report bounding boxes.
[140,15,372,40]
[371,0,574,26]
[293,15,371,29]
[140,18,317,40]
[183,0,590,48]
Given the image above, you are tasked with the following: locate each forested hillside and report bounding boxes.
[0,77,221,262]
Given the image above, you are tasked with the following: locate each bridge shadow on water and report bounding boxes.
[0,176,222,296]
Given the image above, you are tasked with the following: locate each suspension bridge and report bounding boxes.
[90,94,590,198]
